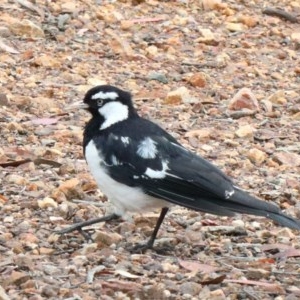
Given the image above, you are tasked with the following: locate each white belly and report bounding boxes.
[85,140,170,216]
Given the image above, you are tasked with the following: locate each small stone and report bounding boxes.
[6,174,27,185]
[247,148,267,164]
[145,45,158,56]
[187,72,207,87]
[251,221,261,229]
[273,152,300,167]
[9,19,44,38]
[232,220,245,228]
[56,178,82,200]
[235,124,255,138]
[228,88,259,111]
[165,86,190,105]
[209,289,226,300]
[0,26,11,37]
[3,216,14,223]
[247,268,270,280]
[38,247,55,255]
[120,20,134,30]
[226,22,246,32]
[3,271,31,287]
[196,28,219,45]
[291,32,300,43]
[93,231,123,246]
[148,71,168,84]
[268,90,287,105]
[0,93,9,106]
[161,262,179,273]
[201,0,224,10]
[277,228,295,239]
[291,111,300,120]
[37,197,58,209]
[179,282,202,296]
[202,225,247,235]
[41,139,56,146]
[80,243,98,255]
[238,15,259,27]
[185,128,211,139]
[41,285,59,298]
[34,55,60,68]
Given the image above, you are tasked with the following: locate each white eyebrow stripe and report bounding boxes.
[91,91,119,100]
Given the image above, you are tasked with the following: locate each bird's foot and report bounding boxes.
[126,241,174,254]
[126,242,153,254]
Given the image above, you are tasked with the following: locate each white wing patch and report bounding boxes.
[111,155,119,166]
[121,136,130,145]
[91,91,118,100]
[99,102,129,130]
[225,189,234,199]
[136,137,158,159]
[145,160,169,179]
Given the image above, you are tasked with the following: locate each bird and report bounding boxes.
[59,85,300,251]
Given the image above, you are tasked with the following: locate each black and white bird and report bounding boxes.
[60,85,300,250]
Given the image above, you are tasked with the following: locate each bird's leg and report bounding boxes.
[57,213,120,235]
[129,207,169,253]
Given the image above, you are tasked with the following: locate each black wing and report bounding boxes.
[92,121,300,230]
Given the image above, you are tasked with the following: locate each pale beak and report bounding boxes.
[66,101,89,110]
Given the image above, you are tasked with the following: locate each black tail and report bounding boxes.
[224,187,300,230]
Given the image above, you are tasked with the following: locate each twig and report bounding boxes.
[182,61,226,69]
[0,158,61,168]
[86,266,106,283]
[262,7,298,23]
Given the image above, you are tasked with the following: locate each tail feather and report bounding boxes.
[225,187,300,230]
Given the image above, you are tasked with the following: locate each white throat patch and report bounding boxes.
[99,101,129,130]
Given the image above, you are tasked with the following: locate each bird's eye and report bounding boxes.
[97,99,104,106]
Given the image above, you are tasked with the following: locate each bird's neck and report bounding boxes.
[83,108,139,153]
[83,116,103,150]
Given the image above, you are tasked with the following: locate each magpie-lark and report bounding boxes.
[59,85,300,251]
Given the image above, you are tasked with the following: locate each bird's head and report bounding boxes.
[72,85,137,130]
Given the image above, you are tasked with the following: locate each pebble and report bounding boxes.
[148,71,168,84]
[268,90,287,105]
[187,72,207,87]
[235,124,255,138]
[232,219,245,228]
[247,268,270,280]
[226,22,246,32]
[247,148,267,164]
[37,197,58,209]
[9,19,45,38]
[228,88,259,111]
[179,282,202,296]
[165,86,190,105]
[209,289,226,300]
[93,231,123,246]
